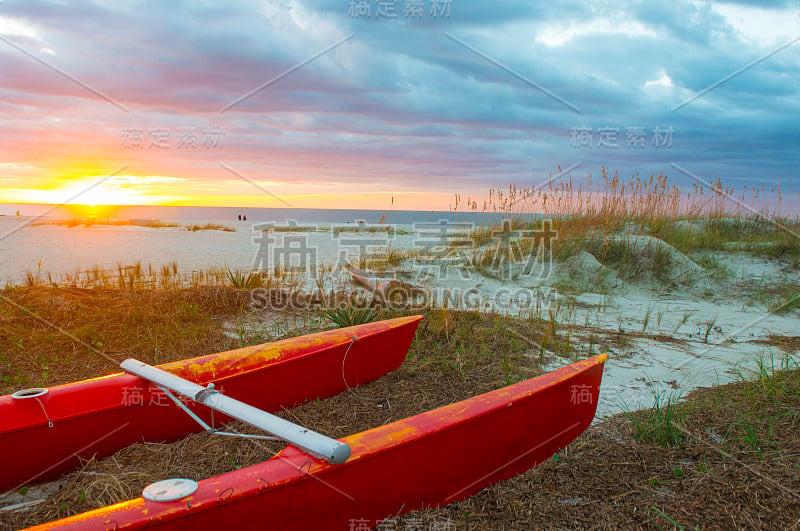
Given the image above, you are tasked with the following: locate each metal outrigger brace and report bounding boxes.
[154,382,281,442]
[121,358,351,464]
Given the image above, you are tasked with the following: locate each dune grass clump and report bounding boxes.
[21,261,193,290]
[32,219,180,229]
[134,220,180,229]
[749,281,800,314]
[580,238,643,280]
[18,262,244,291]
[185,223,235,232]
[31,219,238,232]
[225,269,266,289]
[760,230,800,268]
[451,169,799,273]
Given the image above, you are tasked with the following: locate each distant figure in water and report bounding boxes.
[15,210,20,216]
[238,214,242,221]
[243,215,247,221]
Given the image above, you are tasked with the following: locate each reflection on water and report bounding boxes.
[0,206,513,285]
[0,217,420,285]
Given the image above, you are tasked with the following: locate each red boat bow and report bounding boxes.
[0,316,422,493]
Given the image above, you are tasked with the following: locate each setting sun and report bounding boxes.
[64,184,142,208]
[6,173,192,208]
[26,179,156,208]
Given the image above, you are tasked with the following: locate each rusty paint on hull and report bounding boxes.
[31,354,607,530]
[0,316,422,492]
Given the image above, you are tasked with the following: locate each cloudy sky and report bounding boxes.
[0,0,798,210]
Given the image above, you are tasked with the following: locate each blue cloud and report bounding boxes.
[0,0,797,200]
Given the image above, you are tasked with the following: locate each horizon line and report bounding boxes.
[0,202,461,213]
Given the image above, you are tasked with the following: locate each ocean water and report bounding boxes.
[0,204,494,225]
[0,205,507,284]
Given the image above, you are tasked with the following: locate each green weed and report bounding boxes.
[321,305,379,328]
[627,387,687,447]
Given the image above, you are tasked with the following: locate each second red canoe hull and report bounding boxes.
[0,316,422,492]
[33,353,607,530]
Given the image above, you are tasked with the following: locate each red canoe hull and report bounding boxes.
[33,354,607,530]
[0,316,422,493]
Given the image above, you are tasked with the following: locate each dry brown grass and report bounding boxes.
[184,223,235,232]
[32,219,179,229]
[0,286,251,393]
[454,168,792,225]
[31,219,236,232]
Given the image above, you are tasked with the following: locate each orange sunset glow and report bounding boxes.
[3,171,458,212]
[0,1,796,217]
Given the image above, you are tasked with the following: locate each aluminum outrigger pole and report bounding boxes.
[121,358,351,464]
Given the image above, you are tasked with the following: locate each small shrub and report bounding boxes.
[628,389,687,447]
[321,305,379,328]
[226,269,265,289]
